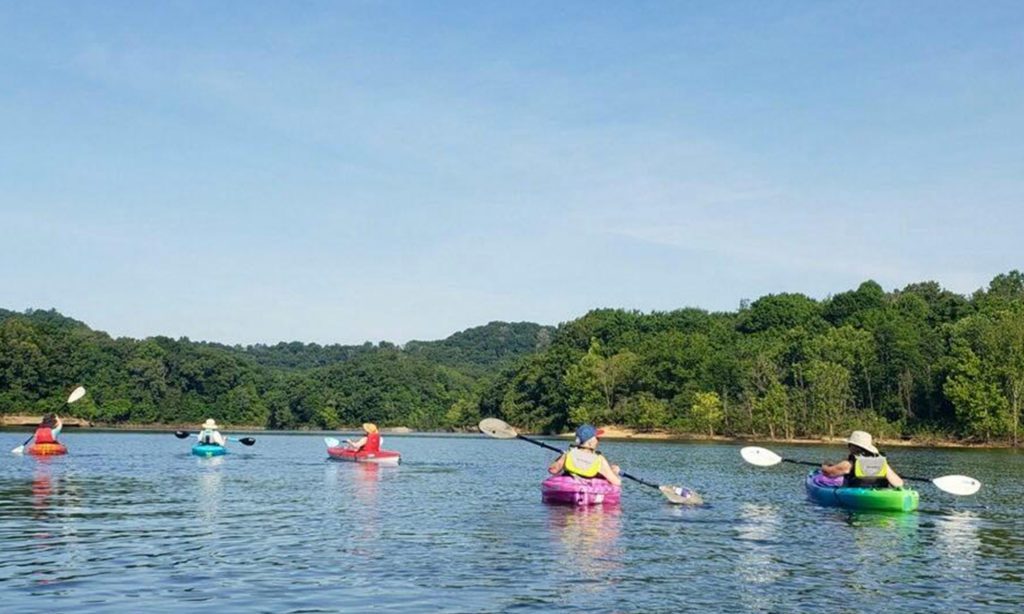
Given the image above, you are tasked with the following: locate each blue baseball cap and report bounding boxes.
[574,424,605,444]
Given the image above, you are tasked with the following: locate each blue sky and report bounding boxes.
[2,2,1022,345]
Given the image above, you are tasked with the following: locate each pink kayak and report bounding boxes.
[327,446,401,466]
[541,475,621,506]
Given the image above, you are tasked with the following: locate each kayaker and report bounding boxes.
[197,418,227,446]
[821,430,904,488]
[548,424,622,486]
[33,414,63,446]
[345,423,382,453]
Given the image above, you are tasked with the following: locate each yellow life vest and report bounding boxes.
[564,447,602,478]
[851,455,889,486]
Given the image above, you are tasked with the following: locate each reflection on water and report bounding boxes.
[196,459,223,523]
[0,432,1022,612]
[545,504,623,604]
[734,503,784,611]
[546,505,623,574]
[934,510,981,576]
[32,464,55,518]
[349,463,382,557]
[352,463,382,506]
[324,461,387,558]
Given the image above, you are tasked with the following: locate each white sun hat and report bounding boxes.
[845,430,879,455]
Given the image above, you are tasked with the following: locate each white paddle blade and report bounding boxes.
[11,445,26,455]
[324,437,341,448]
[932,475,981,496]
[67,386,86,404]
[659,485,704,505]
[741,446,783,467]
[478,418,518,439]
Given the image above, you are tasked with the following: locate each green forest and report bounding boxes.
[2,271,1024,445]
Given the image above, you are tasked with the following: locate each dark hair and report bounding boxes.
[40,413,58,428]
[849,444,881,457]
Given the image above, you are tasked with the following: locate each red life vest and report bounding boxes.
[34,427,58,444]
[364,432,381,453]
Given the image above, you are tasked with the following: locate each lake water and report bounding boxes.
[1,431,1022,613]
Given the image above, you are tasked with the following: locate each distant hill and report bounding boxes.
[0,308,551,430]
[198,321,554,373]
[0,308,90,332]
[206,340,378,371]
[404,321,555,374]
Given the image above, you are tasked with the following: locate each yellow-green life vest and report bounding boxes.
[564,447,602,478]
[850,455,889,487]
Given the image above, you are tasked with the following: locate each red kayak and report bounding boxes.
[27,443,68,456]
[326,446,401,466]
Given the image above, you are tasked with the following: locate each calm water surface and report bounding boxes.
[1,432,1022,613]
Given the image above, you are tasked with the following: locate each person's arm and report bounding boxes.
[886,467,904,488]
[52,417,63,437]
[213,432,226,446]
[347,436,367,450]
[548,453,567,475]
[821,460,851,478]
[599,457,622,486]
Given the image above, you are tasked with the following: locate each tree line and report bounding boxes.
[2,272,1023,444]
[482,272,1024,445]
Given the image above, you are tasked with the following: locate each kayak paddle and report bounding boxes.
[740,445,981,496]
[174,431,256,446]
[324,437,343,448]
[479,418,703,505]
[11,386,87,455]
[324,436,372,449]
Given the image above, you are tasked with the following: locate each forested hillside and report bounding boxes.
[2,271,1023,444]
[0,309,552,431]
[481,272,1024,445]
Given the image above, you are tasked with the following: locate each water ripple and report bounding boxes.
[1,432,1022,612]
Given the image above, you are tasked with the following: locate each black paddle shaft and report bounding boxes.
[174,431,254,445]
[783,458,820,468]
[514,433,658,491]
[21,396,77,447]
[783,457,930,484]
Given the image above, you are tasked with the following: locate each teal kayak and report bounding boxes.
[192,444,227,457]
[805,471,919,512]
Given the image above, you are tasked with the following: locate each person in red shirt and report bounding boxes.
[346,423,381,453]
[33,414,63,445]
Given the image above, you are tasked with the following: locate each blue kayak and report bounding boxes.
[192,444,227,457]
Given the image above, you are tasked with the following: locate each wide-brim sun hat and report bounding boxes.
[362,423,379,433]
[203,419,219,430]
[845,430,879,455]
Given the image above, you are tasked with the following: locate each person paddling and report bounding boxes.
[345,423,382,453]
[33,414,64,447]
[197,418,226,446]
[548,424,622,486]
[820,430,904,488]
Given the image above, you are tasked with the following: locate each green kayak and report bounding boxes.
[805,471,919,512]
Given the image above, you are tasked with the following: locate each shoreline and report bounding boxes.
[1,415,1017,449]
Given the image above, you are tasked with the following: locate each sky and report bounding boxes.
[1,1,1022,345]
